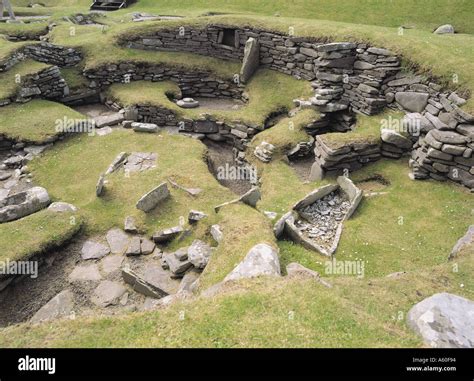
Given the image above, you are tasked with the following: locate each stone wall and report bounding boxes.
[23,43,82,67]
[0,66,69,107]
[313,136,381,176]
[105,98,258,149]
[84,63,243,100]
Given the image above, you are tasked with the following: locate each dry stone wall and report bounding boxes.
[0,27,471,188]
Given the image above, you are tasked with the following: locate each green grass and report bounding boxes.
[0,23,48,40]
[13,0,474,33]
[249,109,320,156]
[60,66,88,90]
[273,159,474,278]
[27,128,276,289]
[107,72,313,127]
[0,59,49,100]
[1,250,472,347]
[0,1,473,349]
[119,15,474,113]
[0,100,87,143]
[0,209,82,263]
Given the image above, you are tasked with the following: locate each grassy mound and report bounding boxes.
[0,100,87,143]
[0,59,49,100]
[0,209,83,264]
[107,72,313,126]
[249,109,320,156]
[321,110,404,150]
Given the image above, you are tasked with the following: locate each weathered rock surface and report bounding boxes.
[210,224,223,243]
[434,24,455,34]
[152,225,183,243]
[407,293,474,348]
[30,290,74,324]
[187,240,212,269]
[0,187,50,223]
[188,210,207,224]
[449,225,474,260]
[93,113,124,128]
[395,92,429,113]
[131,122,158,133]
[81,240,110,260]
[69,264,102,282]
[91,280,127,307]
[240,37,260,83]
[124,216,138,233]
[163,253,193,277]
[224,243,280,282]
[106,228,130,254]
[136,182,170,212]
[47,202,77,213]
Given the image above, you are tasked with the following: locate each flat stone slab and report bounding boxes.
[123,152,157,173]
[143,263,180,295]
[407,293,474,348]
[81,240,110,260]
[131,122,159,133]
[30,290,74,324]
[122,266,178,298]
[136,182,170,212]
[101,254,124,274]
[152,225,183,243]
[91,280,127,307]
[106,228,130,254]
[69,264,102,282]
[93,113,124,128]
[224,243,280,282]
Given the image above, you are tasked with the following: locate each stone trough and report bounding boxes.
[275,176,363,256]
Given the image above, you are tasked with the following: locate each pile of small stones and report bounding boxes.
[294,190,350,249]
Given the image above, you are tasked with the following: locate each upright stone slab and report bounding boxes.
[224,243,280,282]
[240,37,260,83]
[136,182,170,212]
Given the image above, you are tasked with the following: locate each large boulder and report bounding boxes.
[407,293,474,348]
[0,187,50,223]
[434,24,455,34]
[30,290,74,324]
[240,37,260,83]
[187,240,212,269]
[136,182,170,212]
[224,243,280,282]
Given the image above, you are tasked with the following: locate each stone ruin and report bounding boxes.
[274,176,363,256]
